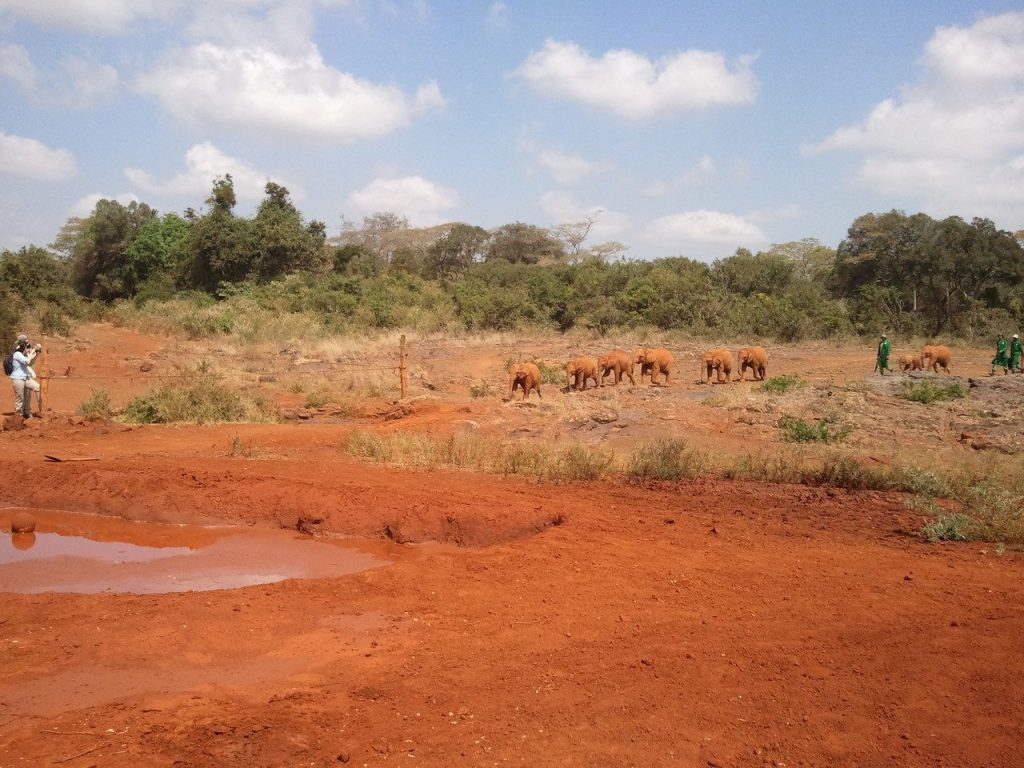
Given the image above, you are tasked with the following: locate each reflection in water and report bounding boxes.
[0,508,412,595]
[11,532,35,551]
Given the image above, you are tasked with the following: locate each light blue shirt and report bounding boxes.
[10,350,31,380]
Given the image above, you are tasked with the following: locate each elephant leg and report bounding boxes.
[625,369,635,385]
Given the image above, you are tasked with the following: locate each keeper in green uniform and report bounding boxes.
[876,334,891,374]
[1010,334,1023,373]
[992,334,1010,375]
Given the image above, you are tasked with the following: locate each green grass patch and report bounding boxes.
[626,439,706,482]
[121,379,278,424]
[78,387,113,419]
[759,374,806,394]
[777,415,850,443]
[900,380,967,404]
[469,380,492,399]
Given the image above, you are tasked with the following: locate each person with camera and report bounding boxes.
[10,334,40,419]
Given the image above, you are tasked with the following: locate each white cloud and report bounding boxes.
[71,191,140,218]
[0,42,36,89]
[346,176,458,226]
[125,142,298,201]
[808,11,1024,223]
[644,156,716,196]
[0,0,176,35]
[539,191,630,240]
[136,42,446,142]
[0,44,119,107]
[58,56,120,107]
[520,136,612,184]
[923,11,1024,85]
[646,210,766,249]
[486,2,508,31]
[513,39,757,120]
[0,131,76,181]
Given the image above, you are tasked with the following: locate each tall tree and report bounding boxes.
[424,223,488,283]
[71,199,157,300]
[485,222,565,264]
[252,182,327,280]
[183,175,255,292]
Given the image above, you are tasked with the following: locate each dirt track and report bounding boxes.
[1,325,1023,767]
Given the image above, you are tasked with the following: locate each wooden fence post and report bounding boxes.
[400,335,409,400]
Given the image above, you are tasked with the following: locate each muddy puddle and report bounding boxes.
[0,508,419,594]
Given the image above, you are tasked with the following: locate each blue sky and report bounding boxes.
[1,0,1023,260]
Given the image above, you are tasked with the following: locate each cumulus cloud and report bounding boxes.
[71,191,140,218]
[0,0,177,35]
[513,39,757,120]
[540,191,630,240]
[807,11,1024,222]
[0,131,76,181]
[520,136,612,184]
[646,210,765,250]
[0,42,36,89]
[346,176,458,226]
[125,142,298,201]
[136,43,446,142]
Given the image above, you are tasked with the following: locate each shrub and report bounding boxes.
[78,387,113,419]
[38,305,73,336]
[760,374,805,394]
[469,381,492,398]
[304,389,330,408]
[121,379,278,424]
[922,512,971,542]
[627,439,706,482]
[900,380,966,404]
[777,415,849,443]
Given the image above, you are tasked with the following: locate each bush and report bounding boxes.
[922,512,971,542]
[469,381,492,399]
[121,378,278,424]
[900,380,967,404]
[760,374,805,394]
[627,439,706,482]
[777,416,850,443]
[78,387,113,419]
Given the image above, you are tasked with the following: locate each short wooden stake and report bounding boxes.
[400,335,409,400]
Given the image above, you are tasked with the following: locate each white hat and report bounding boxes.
[15,334,27,343]
[1015,334,1020,339]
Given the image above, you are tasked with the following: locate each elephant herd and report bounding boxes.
[507,345,770,400]
[897,345,953,374]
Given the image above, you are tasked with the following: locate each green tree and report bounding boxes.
[71,198,157,300]
[0,246,71,302]
[425,223,488,283]
[252,182,327,281]
[183,176,255,292]
[123,213,189,294]
[485,222,565,264]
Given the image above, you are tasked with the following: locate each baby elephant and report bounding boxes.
[508,362,542,400]
[566,356,600,391]
[736,346,768,381]
[598,350,636,386]
[898,354,923,372]
[702,347,733,383]
[921,344,953,374]
[633,347,673,385]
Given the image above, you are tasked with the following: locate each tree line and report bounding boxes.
[2,176,1023,343]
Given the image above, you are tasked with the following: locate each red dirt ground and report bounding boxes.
[0,325,1022,767]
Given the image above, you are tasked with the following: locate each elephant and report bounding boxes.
[566,356,600,391]
[898,354,924,372]
[702,347,733,384]
[508,362,542,400]
[735,346,768,381]
[633,347,673,385]
[598,350,636,386]
[921,345,952,374]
